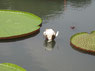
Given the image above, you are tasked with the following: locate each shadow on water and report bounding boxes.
[71,45,95,56]
[0,30,40,42]
[43,40,56,51]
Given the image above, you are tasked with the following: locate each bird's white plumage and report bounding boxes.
[43,29,59,42]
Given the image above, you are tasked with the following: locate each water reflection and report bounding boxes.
[44,40,56,51]
[0,0,92,17]
[0,0,14,9]
[67,0,91,8]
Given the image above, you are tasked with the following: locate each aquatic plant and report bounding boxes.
[0,10,42,39]
[70,31,95,52]
[0,63,26,71]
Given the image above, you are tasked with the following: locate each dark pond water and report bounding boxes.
[0,0,95,71]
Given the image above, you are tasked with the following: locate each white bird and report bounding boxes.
[43,29,59,42]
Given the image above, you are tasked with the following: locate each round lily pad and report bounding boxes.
[70,31,95,52]
[0,63,26,71]
[0,10,42,39]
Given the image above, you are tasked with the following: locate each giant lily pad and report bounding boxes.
[70,31,95,52]
[0,63,26,71]
[0,10,42,39]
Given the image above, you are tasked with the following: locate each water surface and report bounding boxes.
[0,0,95,71]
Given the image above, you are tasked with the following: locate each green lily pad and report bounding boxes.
[0,63,26,71]
[0,10,42,39]
[70,31,95,52]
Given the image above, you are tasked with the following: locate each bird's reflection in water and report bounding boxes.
[44,40,56,51]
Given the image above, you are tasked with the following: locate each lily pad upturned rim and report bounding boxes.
[0,28,40,40]
[70,31,95,53]
[0,10,42,39]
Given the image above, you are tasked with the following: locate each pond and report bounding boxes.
[0,0,95,71]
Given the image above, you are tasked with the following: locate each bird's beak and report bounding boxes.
[56,31,59,37]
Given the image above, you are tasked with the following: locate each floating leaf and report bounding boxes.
[0,10,42,39]
[0,63,26,71]
[70,31,95,52]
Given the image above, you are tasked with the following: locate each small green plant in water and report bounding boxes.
[0,63,26,71]
[70,31,95,52]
